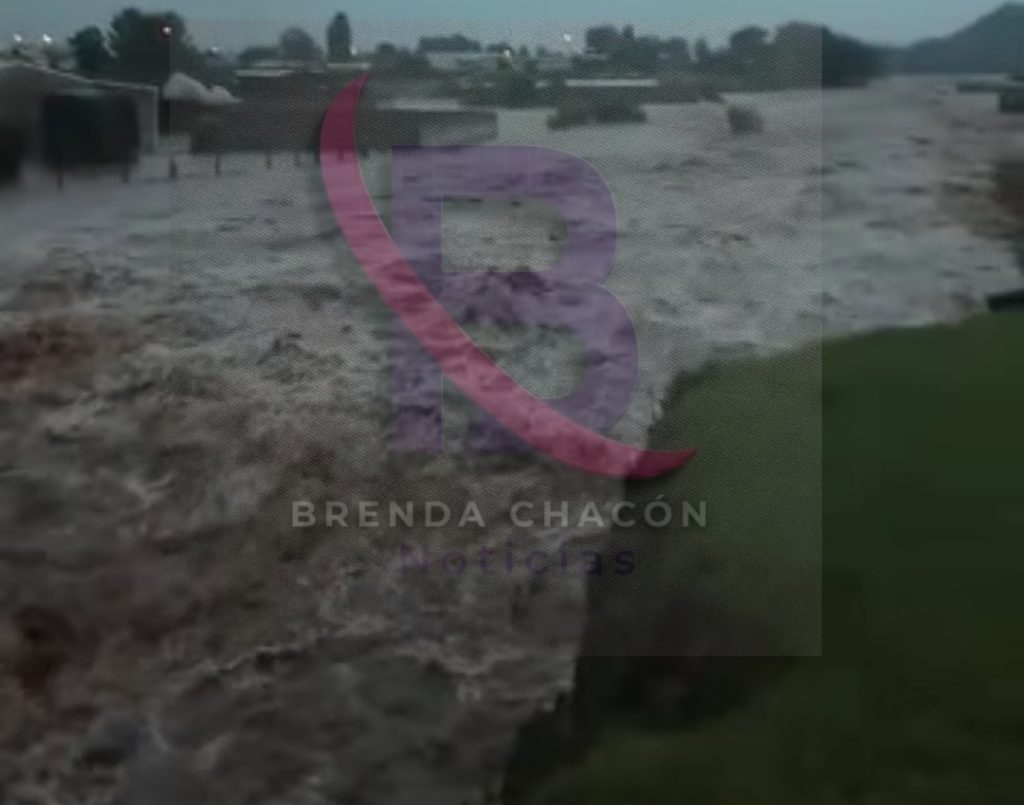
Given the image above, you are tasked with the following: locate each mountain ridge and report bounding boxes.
[902,3,1024,74]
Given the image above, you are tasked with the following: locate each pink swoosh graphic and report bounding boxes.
[320,75,694,478]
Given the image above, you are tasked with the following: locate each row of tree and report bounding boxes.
[69,10,201,83]
[238,15,352,66]
[579,22,880,87]
[68,8,355,84]
[65,8,880,90]
[381,23,880,87]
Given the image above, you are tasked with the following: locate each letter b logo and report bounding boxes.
[390,146,639,453]
[320,77,692,476]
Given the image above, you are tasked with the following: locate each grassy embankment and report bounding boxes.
[519,312,1024,804]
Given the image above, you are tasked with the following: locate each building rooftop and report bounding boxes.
[0,60,158,95]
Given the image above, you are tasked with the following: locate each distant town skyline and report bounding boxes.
[0,0,1005,53]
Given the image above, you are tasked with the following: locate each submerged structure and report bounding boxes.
[0,61,158,156]
[999,86,1024,114]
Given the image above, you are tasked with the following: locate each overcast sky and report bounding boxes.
[0,0,1001,52]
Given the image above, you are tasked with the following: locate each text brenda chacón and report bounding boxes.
[292,499,707,530]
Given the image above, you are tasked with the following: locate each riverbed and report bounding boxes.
[0,77,1020,803]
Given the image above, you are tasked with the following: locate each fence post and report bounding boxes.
[169,158,178,181]
[265,151,273,170]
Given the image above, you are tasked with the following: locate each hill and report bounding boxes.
[903,3,1024,74]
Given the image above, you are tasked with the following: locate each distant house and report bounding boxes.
[326,61,372,74]
[534,53,571,74]
[0,60,158,154]
[198,56,496,155]
[570,51,611,71]
[563,78,659,89]
[424,52,504,73]
[234,60,370,102]
[561,77,659,104]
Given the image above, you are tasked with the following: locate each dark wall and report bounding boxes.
[189,104,496,154]
[0,125,28,184]
[41,93,141,170]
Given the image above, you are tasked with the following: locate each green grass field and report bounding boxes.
[519,313,1024,804]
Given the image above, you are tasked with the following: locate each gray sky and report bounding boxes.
[0,0,1001,52]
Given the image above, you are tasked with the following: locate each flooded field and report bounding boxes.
[1,77,1021,803]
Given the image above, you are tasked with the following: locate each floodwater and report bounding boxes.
[992,159,1024,269]
[0,77,1021,803]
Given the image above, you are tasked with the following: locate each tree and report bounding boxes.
[661,37,692,69]
[238,45,279,66]
[585,25,619,55]
[728,25,770,73]
[821,28,880,87]
[694,37,712,68]
[107,9,199,84]
[279,27,322,62]
[774,22,823,86]
[615,35,661,74]
[418,34,481,53]
[730,26,769,56]
[327,13,352,61]
[373,43,432,75]
[68,26,111,76]
[774,22,822,58]
[497,69,538,107]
